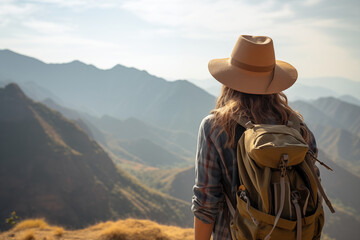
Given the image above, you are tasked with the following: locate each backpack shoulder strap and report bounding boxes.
[233,113,303,131]
[232,115,253,129]
[288,113,302,132]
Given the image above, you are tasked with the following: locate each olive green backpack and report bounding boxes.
[225,114,335,240]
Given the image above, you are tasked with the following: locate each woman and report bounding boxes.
[191,35,320,240]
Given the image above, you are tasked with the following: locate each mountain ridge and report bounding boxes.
[0,49,215,133]
[0,83,192,230]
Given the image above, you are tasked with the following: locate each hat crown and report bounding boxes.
[231,35,275,67]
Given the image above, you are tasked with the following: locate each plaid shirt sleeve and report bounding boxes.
[191,115,224,224]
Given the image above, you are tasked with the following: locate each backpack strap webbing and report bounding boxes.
[232,113,303,131]
[287,113,302,132]
[221,124,245,240]
[222,179,236,217]
[264,155,288,240]
[222,180,235,240]
[232,115,251,128]
[306,152,336,213]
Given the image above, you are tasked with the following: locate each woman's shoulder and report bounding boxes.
[198,114,216,136]
[198,114,231,144]
[199,114,224,133]
[200,114,215,127]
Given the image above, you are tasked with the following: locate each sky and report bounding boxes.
[1,0,359,85]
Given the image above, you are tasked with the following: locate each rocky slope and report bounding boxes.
[0,84,192,231]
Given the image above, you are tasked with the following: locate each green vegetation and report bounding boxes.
[5,211,19,226]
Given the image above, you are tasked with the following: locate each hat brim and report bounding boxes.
[208,58,298,94]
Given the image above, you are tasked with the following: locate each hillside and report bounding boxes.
[291,97,360,137]
[312,97,360,136]
[87,115,196,159]
[0,84,192,230]
[318,150,360,240]
[40,99,196,166]
[0,81,63,104]
[0,49,216,133]
[135,167,195,203]
[314,125,360,176]
[112,138,187,167]
[291,98,360,177]
[0,218,194,240]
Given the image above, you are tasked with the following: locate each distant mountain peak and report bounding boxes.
[110,64,150,75]
[69,60,83,64]
[64,60,99,70]
[3,83,27,100]
[0,49,14,53]
[5,82,22,92]
[0,49,45,65]
[110,64,127,70]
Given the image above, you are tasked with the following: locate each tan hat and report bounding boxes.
[208,35,298,94]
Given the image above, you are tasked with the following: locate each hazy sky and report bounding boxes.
[1,0,359,84]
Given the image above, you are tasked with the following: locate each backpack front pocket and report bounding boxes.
[230,194,324,240]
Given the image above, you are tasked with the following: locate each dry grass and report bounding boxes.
[13,219,49,231]
[100,224,167,240]
[98,219,193,240]
[0,218,193,240]
[7,219,65,240]
[19,230,35,240]
[52,226,64,237]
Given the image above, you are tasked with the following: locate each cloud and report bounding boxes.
[0,0,359,82]
[302,0,323,7]
[31,0,118,9]
[0,0,38,26]
[118,0,360,81]
[23,19,75,34]
[121,0,294,37]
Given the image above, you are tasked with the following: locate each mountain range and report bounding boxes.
[0,84,192,230]
[39,97,197,169]
[291,98,360,177]
[192,76,360,105]
[1,49,360,239]
[0,49,215,133]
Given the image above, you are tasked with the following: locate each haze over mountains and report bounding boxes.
[1,49,360,239]
[0,84,192,230]
[291,98,360,177]
[192,76,360,105]
[0,49,215,133]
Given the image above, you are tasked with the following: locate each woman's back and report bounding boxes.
[192,35,324,240]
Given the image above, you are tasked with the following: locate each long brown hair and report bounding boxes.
[211,85,309,148]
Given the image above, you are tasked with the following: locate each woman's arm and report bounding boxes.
[192,116,224,239]
[194,216,214,240]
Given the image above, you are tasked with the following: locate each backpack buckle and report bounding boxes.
[287,120,294,127]
[279,154,289,177]
[291,190,301,201]
[245,121,254,129]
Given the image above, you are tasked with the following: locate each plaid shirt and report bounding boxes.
[191,114,319,240]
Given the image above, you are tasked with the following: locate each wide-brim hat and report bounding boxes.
[208,35,298,94]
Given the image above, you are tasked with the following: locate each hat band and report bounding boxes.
[230,58,275,72]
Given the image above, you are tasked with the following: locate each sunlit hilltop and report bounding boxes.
[0,218,194,240]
